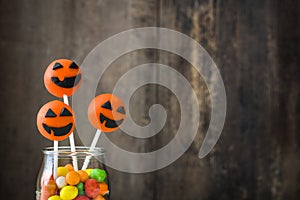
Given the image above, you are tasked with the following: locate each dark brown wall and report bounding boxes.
[0,0,299,199]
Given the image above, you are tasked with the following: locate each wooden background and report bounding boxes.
[0,0,299,199]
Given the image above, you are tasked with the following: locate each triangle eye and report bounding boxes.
[117,106,125,114]
[101,101,112,110]
[69,61,79,69]
[60,108,72,117]
[53,62,63,70]
[45,109,57,117]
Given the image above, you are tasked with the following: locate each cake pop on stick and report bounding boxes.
[44,59,82,171]
[82,94,126,170]
[37,100,76,178]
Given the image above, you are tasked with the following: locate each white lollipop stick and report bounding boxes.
[63,94,78,171]
[81,129,102,170]
[53,140,58,179]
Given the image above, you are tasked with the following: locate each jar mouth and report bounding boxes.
[42,146,105,156]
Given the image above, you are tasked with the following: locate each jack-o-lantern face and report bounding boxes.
[44,59,82,97]
[37,100,75,141]
[88,94,126,132]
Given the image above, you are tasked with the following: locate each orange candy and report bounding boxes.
[93,195,105,200]
[66,171,81,185]
[78,170,89,182]
[65,164,74,171]
[99,182,109,196]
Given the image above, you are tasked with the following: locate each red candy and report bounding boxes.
[85,179,100,198]
[74,196,89,200]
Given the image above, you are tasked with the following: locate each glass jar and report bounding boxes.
[36,146,110,200]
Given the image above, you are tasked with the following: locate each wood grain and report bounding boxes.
[0,0,299,199]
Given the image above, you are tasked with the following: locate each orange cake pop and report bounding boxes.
[44,59,82,97]
[37,100,75,141]
[88,94,126,132]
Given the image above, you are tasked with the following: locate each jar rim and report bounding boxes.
[42,146,105,156]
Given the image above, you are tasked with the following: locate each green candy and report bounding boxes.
[90,168,107,182]
[77,182,84,191]
[78,190,85,196]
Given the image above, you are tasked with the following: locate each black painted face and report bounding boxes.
[51,62,82,88]
[42,123,73,136]
[99,100,125,129]
[42,107,74,136]
[37,100,76,141]
[100,113,124,128]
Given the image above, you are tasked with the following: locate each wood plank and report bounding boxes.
[0,0,299,199]
[156,0,300,199]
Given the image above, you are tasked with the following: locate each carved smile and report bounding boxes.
[100,113,124,128]
[42,123,73,136]
[51,74,81,88]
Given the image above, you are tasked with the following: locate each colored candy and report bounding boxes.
[85,179,100,198]
[88,94,126,132]
[57,167,70,177]
[78,170,89,182]
[78,190,85,196]
[56,176,67,188]
[77,182,84,192]
[44,59,82,98]
[94,195,105,200]
[42,166,109,200]
[48,195,62,200]
[64,164,74,171]
[90,168,107,182]
[60,186,78,200]
[74,196,89,200]
[36,100,76,141]
[66,171,81,185]
[85,169,93,176]
[99,182,109,196]
[77,181,85,196]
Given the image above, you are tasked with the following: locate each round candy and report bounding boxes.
[88,94,126,132]
[44,59,82,97]
[66,171,81,185]
[77,182,84,192]
[64,164,74,171]
[85,179,100,198]
[55,176,67,189]
[48,195,62,200]
[85,169,93,176]
[94,195,105,200]
[57,167,69,177]
[78,170,89,182]
[60,186,78,200]
[74,196,89,200]
[78,190,85,196]
[99,182,109,195]
[37,100,75,141]
[90,168,107,182]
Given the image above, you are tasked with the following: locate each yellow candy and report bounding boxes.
[57,167,69,177]
[85,168,93,176]
[48,195,62,200]
[60,186,78,200]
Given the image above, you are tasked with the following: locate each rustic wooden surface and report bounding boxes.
[0,0,299,199]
